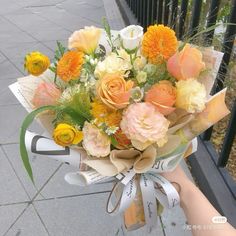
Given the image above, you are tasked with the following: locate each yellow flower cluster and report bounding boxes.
[24,51,50,76]
[53,123,83,147]
[91,99,122,127]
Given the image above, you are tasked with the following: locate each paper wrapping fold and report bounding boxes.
[179,88,230,141]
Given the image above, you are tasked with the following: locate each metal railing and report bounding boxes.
[122,0,236,191]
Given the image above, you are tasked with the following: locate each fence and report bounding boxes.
[116,0,236,226]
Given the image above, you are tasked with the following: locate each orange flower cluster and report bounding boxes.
[57,51,84,82]
[91,99,122,127]
[142,24,177,64]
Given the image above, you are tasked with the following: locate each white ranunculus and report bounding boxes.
[120,25,143,50]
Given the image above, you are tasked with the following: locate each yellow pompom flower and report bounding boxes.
[24,51,50,76]
[142,24,178,64]
[53,123,83,147]
[91,99,122,127]
[175,78,207,113]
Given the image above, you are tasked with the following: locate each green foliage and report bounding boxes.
[102,17,117,53]
[49,41,67,83]
[20,105,58,183]
[59,87,92,127]
[143,63,176,86]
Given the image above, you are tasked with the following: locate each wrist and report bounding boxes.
[179,179,198,208]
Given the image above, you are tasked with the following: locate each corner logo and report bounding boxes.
[212,216,227,224]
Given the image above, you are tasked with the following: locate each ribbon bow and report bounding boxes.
[106,168,180,233]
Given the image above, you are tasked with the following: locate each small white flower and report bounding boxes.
[136,71,147,84]
[105,126,119,135]
[131,87,144,102]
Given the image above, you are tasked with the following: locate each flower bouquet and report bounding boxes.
[10,20,230,232]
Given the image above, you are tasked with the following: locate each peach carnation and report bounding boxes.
[82,122,110,157]
[120,103,169,150]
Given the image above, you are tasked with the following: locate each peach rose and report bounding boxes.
[145,80,176,115]
[97,74,134,110]
[167,44,205,80]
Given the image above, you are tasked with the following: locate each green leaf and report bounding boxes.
[20,105,58,183]
[102,17,111,39]
[56,41,66,57]
[110,135,119,147]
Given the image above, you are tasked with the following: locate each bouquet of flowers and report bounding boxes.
[10,20,230,232]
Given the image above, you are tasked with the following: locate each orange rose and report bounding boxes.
[167,44,205,80]
[97,74,133,110]
[145,80,176,115]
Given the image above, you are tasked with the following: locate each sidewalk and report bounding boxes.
[0,0,191,235]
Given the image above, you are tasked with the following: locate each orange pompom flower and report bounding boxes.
[57,51,84,82]
[142,24,178,64]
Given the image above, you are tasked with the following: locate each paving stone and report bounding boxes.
[0,104,43,144]
[0,17,21,33]
[59,0,106,25]
[0,83,20,105]
[2,144,61,199]
[5,13,61,32]
[0,60,22,80]
[29,26,71,41]
[5,205,49,236]
[0,147,29,205]
[0,78,15,93]
[36,163,114,199]
[86,0,104,8]
[0,41,54,61]
[0,1,22,15]
[0,203,27,236]
[0,51,7,64]
[41,40,68,51]
[0,28,36,45]
[103,0,126,30]
[32,6,100,31]
[16,0,65,7]
[34,193,164,236]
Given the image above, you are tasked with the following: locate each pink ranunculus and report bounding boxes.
[82,122,111,157]
[167,44,205,80]
[120,103,170,150]
[32,82,61,108]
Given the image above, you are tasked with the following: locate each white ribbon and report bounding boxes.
[105,170,180,233]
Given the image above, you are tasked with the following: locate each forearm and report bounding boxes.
[180,180,236,236]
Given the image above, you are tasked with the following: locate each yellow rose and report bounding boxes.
[68,26,101,54]
[24,51,50,76]
[53,123,83,147]
[175,79,206,113]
